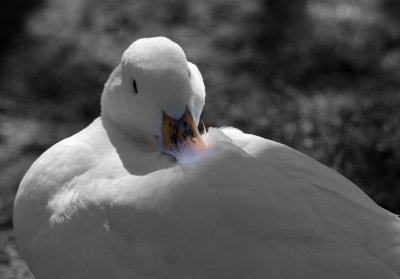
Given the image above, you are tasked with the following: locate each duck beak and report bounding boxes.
[162,108,205,150]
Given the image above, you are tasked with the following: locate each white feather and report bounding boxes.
[14,37,400,279]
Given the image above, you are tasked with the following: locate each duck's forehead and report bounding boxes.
[123,38,188,72]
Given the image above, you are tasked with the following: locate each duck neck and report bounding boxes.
[101,115,173,175]
[101,115,155,153]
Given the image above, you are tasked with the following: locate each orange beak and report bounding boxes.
[162,108,205,150]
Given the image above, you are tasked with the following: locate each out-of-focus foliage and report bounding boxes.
[1,0,400,277]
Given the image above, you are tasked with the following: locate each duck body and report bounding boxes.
[13,37,400,279]
[14,119,400,279]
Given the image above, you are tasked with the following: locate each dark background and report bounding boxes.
[1,0,400,277]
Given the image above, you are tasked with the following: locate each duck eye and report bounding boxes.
[133,79,138,94]
[188,69,191,78]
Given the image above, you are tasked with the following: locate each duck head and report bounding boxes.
[101,37,206,152]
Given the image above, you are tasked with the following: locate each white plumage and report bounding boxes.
[14,37,400,279]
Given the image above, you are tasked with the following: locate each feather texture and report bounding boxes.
[13,121,400,278]
[13,37,400,279]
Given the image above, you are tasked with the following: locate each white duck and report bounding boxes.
[14,37,400,279]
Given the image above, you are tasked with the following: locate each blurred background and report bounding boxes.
[1,0,400,277]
